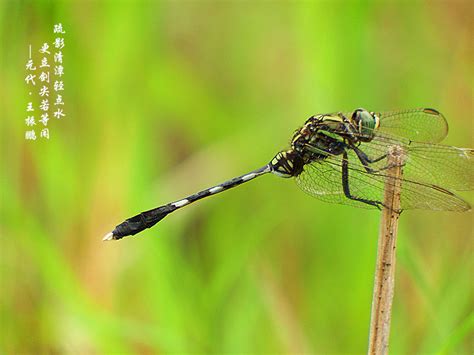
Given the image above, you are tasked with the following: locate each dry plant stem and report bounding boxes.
[368,146,405,355]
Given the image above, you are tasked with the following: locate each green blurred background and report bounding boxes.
[1,0,473,353]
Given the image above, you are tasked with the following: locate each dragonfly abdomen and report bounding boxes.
[104,165,272,240]
[111,205,176,238]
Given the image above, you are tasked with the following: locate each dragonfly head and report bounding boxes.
[351,108,381,141]
[269,150,304,178]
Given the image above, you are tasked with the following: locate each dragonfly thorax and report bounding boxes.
[291,115,348,164]
[269,150,305,178]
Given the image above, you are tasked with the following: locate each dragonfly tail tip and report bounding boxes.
[102,231,116,241]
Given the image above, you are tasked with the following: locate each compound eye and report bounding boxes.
[352,108,371,123]
[359,110,373,124]
[351,109,363,122]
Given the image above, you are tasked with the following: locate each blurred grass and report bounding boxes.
[1,0,473,353]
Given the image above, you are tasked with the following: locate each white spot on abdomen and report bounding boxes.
[173,199,189,208]
[209,186,224,194]
[242,173,256,181]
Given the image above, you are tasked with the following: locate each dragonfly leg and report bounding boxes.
[342,150,384,209]
[376,161,406,173]
[351,145,388,173]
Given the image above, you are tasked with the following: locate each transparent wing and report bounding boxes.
[296,160,379,209]
[354,133,474,191]
[295,145,471,211]
[295,154,471,211]
[326,117,472,191]
[379,108,448,143]
[343,108,448,143]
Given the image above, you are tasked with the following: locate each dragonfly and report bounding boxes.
[104,108,473,241]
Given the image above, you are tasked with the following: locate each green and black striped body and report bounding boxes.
[270,109,381,177]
